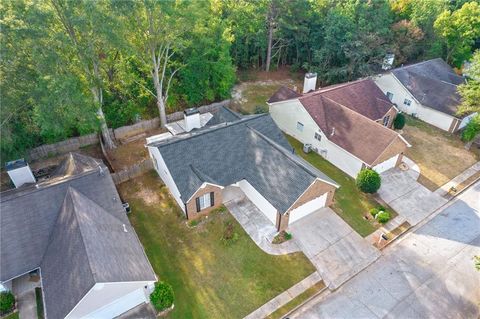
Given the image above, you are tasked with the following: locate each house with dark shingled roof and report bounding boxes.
[268,76,410,178]
[0,153,156,319]
[374,58,477,132]
[146,111,339,231]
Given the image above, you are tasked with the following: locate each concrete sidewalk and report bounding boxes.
[244,271,323,319]
[435,161,480,197]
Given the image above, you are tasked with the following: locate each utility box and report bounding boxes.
[6,159,36,188]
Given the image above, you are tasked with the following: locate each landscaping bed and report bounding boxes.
[118,171,315,319]
[286,135,389,237]
[402,115,480,191]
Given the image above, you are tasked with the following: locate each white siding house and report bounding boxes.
[374,73,456,131]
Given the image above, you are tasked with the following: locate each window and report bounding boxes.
[382,115,390,127]
[296,122,304,132]
[386,92,394,101]
[196,192,213,212]
[404,98,412,106]
[314,132,322,141]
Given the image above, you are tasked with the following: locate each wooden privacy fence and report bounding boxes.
[111,159,154,185]
[26,99,231,161]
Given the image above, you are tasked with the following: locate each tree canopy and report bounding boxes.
[1,0,479,160]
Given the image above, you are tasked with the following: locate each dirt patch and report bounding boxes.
[134,182,161,205]
[402,116,480,191]
[107,127,167,171]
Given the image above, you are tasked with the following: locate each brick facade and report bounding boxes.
[185,184,223,220]
[376,107,398,128]
[275,179,336,232]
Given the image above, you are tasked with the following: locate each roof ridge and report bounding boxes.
[246,126,337,187]
[321,96,399,139]
[154,113,268,148]
[189,164,219,185]
[302,78,371,98]
[0,167,107,203]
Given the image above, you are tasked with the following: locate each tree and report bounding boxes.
[49,0,120,149]
[356,168,381,193]
[434,2,480,66]
[393,113,406,129]
[458,51,480,115]
[118,0,193,128]
[391,20,424,65]
[461,115,480,142]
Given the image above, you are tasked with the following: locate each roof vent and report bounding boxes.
[5,159,36,188]
[331,127,335,136]
[122,224,128,233]
[99,165,105,176]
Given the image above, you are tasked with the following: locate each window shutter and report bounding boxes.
[210,192,214,207]
[196,197,200,212]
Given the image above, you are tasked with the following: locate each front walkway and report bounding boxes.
[289,209,380,289]
[224,198,300,255]
[12,275,40,319]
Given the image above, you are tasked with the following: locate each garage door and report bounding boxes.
[372,155,399,174]
[86,288,146,318]
[289,193,327,224]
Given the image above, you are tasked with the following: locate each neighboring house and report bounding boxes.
[146,111,339,231]
[268,77,410,178]
[374,58,476,132]
[0,153,156,319]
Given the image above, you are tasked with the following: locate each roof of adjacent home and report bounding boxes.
[206,105,243,126]
[149,114,338,213]
[391,58,466,117]
[267,86,301,103]
[268,79,394,121]
[0,153,156,319]
[300,95,407,165]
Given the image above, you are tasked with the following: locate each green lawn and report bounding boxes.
[118,171,316,319]
[2,312,19,319]
[286,135,379,237]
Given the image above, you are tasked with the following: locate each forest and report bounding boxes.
[1,0,480,160]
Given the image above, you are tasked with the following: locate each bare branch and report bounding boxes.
[164,68,180,102]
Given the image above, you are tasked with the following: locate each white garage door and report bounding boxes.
[86,288,146,319]
[372,155,399,174]
[289,193,327,224]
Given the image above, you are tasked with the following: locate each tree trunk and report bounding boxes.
[152,62,167,128]
[266,20,273,72]
[91,61,115,149]
[91,86,116,149]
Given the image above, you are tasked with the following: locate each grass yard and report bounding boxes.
[2,313,19,319]
[118,171,316,319]
[286,135,384,237]
[402,116,480,191]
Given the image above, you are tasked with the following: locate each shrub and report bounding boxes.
[254,105,268,114]
[376,211,391,224]
[150,282,174,312]
[393,113,406,129]
[356,169,381,193]
[369,208,378,217]
[0,291,15,315]
[285,232,292,240]
[461,115,480,142]
[221,221,239,246]
[188,219,199,227]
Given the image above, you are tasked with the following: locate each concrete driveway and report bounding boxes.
[291,181,480,319]
[289,209,380,289]
[378,168,447,225]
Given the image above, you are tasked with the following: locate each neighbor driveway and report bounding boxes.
[289,209,380,289]
[379,168,447,226]
[291,181,480,319]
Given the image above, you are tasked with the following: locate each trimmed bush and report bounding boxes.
[150,282,174,312]
[393,113,406,129]
[369,208,378,218]
[356,169,381,193]
[376,211,391,224]
[221,221,239,246]
[0,291,15,315]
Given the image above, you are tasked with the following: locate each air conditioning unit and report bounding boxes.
[303,143,312,153]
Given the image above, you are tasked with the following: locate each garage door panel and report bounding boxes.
[289,193,327,224]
